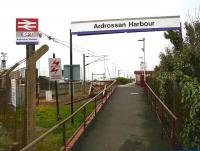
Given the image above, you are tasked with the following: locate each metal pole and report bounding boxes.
[179,22,183,51]
[53,53,60,120]
[115,61,117,78]
[83,54,86,94]
[104,56,106,80]
[92,73,93,85]
[70,29,74,124]
[143,38,146,82]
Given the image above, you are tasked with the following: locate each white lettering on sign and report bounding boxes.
[49,58,62,81]
[21,32,34,37]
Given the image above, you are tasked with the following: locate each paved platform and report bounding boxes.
[72,84,170,151]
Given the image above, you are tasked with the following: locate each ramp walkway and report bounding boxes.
[72,84,170,151]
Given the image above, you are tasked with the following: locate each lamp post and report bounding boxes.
[1,52,8,70]
[138,56,143,70]
[138,38,146,81]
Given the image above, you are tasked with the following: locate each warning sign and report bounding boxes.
[49,58,62,81]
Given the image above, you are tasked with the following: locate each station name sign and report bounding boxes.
[71,16,180,36]
[16,18,39,45]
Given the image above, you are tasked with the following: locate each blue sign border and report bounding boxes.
[71,27,181,36]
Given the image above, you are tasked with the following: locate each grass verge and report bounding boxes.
[35,101,95,151]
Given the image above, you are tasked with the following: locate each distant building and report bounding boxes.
[134,70,154,86]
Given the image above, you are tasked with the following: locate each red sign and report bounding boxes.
[16,18,38,32]
[49,58,62,81]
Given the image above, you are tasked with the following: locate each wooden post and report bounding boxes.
[24,44,35,146]
[24,45,49,148]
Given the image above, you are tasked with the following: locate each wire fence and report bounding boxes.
[0,66,92,151]
[0,68,26,150]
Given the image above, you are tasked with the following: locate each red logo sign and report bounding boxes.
[49,58,62,81]
[51,60,60,73]
[16,18,38,32]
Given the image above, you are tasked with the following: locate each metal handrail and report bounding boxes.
[20,80,116,151]
[144,81,178,148]
[145,82,177,120]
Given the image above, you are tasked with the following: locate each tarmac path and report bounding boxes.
[72,84,170,151]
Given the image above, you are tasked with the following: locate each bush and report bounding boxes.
[116,77,129,85]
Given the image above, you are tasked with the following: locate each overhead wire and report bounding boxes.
[39,31,96,56]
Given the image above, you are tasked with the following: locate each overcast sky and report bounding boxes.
[0,0,199,79]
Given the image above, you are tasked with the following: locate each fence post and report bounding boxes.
[62,124,66,146]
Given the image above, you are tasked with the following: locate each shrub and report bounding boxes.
[116,77,129,85]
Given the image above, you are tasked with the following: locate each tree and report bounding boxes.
[164,30,183,52]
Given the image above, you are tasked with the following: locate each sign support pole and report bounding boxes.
[24,44,35,147]
[53,53,61,120]
[70,29,74,124]
[23,45,49,149]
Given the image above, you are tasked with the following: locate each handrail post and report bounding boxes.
[154,98,157,118]
[171,118,176,148]
[83,106,87,131]
[62,124,66,146]
[151,95,153,112]
[148,89,150,104]
[10,142,20,151]
[94,98,97,117]
[102,94,104,107]
[160,106,164,140]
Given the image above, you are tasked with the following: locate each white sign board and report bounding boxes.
[11,79,17,107]
[71,16,180,35]
[49,58,62,81]
[16,18,39,45]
